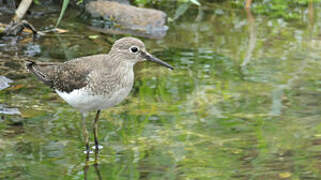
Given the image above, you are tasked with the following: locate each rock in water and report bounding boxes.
[0,104,21,115]
[84,0,130,4]
[0,76,13,90]
[85,1,168,39]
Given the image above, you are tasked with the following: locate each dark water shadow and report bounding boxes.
[88,26,167,40]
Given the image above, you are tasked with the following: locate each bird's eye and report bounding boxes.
[130,46,139,53]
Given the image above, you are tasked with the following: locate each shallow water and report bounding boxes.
[1,2,321,180]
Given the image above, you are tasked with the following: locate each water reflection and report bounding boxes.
[83,150,102,180]
[241,7,256,68]
[88,26,168,40]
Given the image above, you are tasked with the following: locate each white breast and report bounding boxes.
[56,61,135,113]
[55,86,132,113]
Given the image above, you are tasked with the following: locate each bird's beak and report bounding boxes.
[140,51,174,70]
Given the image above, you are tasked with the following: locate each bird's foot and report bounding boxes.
[83,149,94,154]
[92,145,104,151]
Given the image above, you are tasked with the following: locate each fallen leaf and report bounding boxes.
[10,84,24,90]
[279,172,292,178]
[89,35,99,39]
[54,28,69,33]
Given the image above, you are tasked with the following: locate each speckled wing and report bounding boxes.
[26,60,90,93]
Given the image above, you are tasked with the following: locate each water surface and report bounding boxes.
[0,2,321,180]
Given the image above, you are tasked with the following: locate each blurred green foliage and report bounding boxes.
[135,0,320,20]
[232,0,321,19]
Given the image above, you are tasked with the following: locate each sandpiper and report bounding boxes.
[26,37,173,151]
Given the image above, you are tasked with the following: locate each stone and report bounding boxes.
[85,1,168,39]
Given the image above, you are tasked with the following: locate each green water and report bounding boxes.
[1,2,321,180]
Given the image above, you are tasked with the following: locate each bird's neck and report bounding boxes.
[103,54,135,75]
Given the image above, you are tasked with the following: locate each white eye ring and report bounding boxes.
[129,46,139,53]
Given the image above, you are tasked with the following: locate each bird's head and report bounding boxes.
[110,37,173,70]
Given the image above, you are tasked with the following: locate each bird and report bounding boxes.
[26,37,173,152]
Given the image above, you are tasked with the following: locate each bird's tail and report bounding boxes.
[25,60,53,86]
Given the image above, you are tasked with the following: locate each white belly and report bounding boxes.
[55,87,131,113]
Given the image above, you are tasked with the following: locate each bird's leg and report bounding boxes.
[93,110,101,151]
[82,113,90,153]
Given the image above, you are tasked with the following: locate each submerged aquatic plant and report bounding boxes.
[56,0,70,27]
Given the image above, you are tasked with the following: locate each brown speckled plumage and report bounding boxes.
[27,55,105,93]
[27,38,139,93]
[27,37,173,97]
